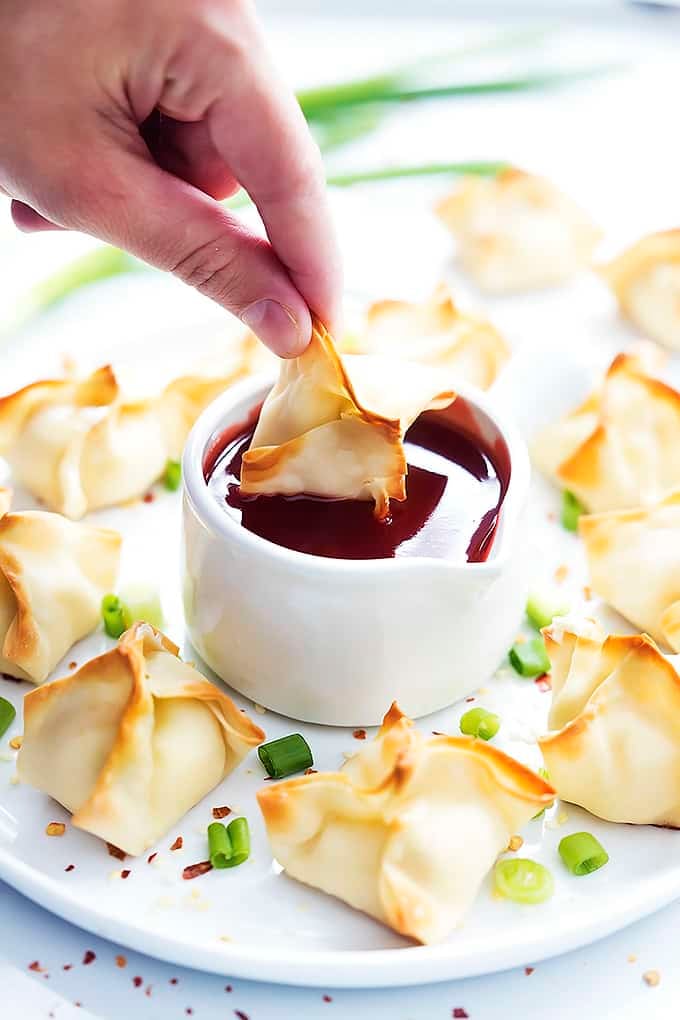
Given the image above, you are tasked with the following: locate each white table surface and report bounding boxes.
[2,6,680,1017]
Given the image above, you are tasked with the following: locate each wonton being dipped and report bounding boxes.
[0,488,120,683]
[240,320,457,519]
[18,623,264,855]
[600,230,680,351]
[539,620,680,826]
[580,491,680,651]
[531,349,680,512]
[348,283,509,390]
[257,704,553,944]
[0,359,247,519]
[436,168,601,292]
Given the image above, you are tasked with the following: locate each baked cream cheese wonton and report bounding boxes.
[436,168,601,292]
[580,491,680,651]
[531,349,680,512]
[600,230,680,351]
[539,620,680,827]
[257,704,554,944]
[240,320,457,519]
[18,623,264,855]
[348,284,509,390]
[0,488,120,683]
[0,361,244,519]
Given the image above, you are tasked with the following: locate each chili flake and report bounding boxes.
[170,977,179,985]
[115,955,127,968]
[63,964,73,971]
[147,852,157,864]
[69,661,77,670]
[121,869,131,879]
[212,806,232,819]
[170,836,183,851]
[535,674,552,693]
[133,976,143,988]
[525,966,535,976]
[107,842,126,860]
[64,864,75,872]
[28,961,44,972]
[304,768,318,774]
[46,822,66,837]
[82,951,96,966]
[323,995,332,1003]
[235,1011,249,1020]
[183,860,213,880]
[143,492,155,504]
[453,1011,469,1019]
[353,729,367,740]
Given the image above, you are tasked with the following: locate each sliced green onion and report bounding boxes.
[509,636,551,677]
[494,858,554,904]
[224,817,250,868]
[533,766,554,819]
[101,594,127,639]
[207,822,232,869]
[119,585,163,630]
[559,832,609,876]
[258,734,313,779]
[526,592,571,631]
[0,697,16,739]
[460,707,500,741]
[561,490,586,533]
[163,459,182,492]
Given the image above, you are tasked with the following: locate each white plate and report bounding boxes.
[1,229,680,988]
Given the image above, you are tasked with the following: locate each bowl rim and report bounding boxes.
[182,371,531,576]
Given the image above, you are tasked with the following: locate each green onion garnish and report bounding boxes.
[561,490,586,533]
[526,592,570,632]
[460,707,500,741]
[208,821,232,869]
[163,459,182,492]
[207,818,251,870]
[224,817,250,868]
[494,858,554,904]
[119,585,163,630]
[532,767,554,819]
[509,637,551,677]
[101,594,127,639]
[258,734,313,779]
[558,832,609,876]
[0,697,16,739]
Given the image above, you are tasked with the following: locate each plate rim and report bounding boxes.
[1,845,678,988]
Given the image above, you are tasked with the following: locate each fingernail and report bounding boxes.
[241,300,308,357]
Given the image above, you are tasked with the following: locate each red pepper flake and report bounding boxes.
[43,974,50,980]
[64,864,75,872]
[115,955,127,968]
[234,1011,249,1020]
[74,1003,82,1009]
[121,869,131,879]
[133,976,143,988]
[28,961,44,972]
[143,492,155,504]
[170,836,183,851]
[465,696,476,702]
[68,661,77,670]
[262,776,273,781]
[63,964,73,971]
[170,977,179,985]
[147,852,157,864]
[453,1011,469,1019]
[304,767,317,774]
[183,860,213,880]
[225,984,232,992]
[82,951,96,966]
[534,674,552,693]
[212,806,232,819]
[352,729,367,740]
[432,730,445,736]
[106,842,126,861]
[145,985,153,997]
[323,994,332,1003]
[525,966,535,976]
[185,1010,194,1016]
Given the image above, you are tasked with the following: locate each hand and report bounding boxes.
[0,0,342,355]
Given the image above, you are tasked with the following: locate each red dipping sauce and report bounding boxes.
[205,409,508,562]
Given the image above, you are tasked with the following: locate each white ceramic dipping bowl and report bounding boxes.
[182,376,531,726]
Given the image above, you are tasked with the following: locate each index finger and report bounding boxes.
[207,27,343,332]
